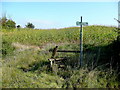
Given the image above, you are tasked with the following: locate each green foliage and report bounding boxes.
[0,17,16,29]
[25,22,35,29]
[5,20,16,29]
[2,39,15,58]
[1,25,120,88]
[61,68,119,88]
[2,50,119,88]
[0,16,7,28]
[2,26,118,46]
[2,50,64,88]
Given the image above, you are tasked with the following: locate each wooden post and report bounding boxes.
[80,16,83,67]
[76,16,88,67]
[51,46,58,58]
[48,58,55,66]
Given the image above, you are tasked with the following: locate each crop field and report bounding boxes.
[1,25,120,88]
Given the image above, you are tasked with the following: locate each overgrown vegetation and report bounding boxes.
[0,16,35,29]
[0,16,16,29]
[1,25,120,88]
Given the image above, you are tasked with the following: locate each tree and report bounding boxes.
[17,25,21,28]
[0,16,16,29]
[0,16,7,29]
[25,22,35,29]
[5,20,16,29]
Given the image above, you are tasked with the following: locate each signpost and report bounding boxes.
[76,16,88,67]
[118,1,120,28]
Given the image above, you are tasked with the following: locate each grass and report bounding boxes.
[2,49,120,88]
[1,25,120,88]
[2,26,117,46]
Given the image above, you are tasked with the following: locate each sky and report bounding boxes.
[1,1,119,29]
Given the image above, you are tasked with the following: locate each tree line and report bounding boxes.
[0,16,35,29]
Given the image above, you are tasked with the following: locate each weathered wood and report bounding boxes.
[49,46,80,53]
[57,50,80,53]
[51,46,58,58]
[48,58,55,66]
[55,57,67,61]
[49,46,80,70]
[48,58,67,67]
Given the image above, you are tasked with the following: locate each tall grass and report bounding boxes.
[1,25,120,88]
[2,26,117,46]
[2,49,120,88]
[2,25,117,57]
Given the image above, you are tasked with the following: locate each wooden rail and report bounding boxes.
[49,46,80,58]
[48,46,80,69]
[56,50,80,53]
[49,49,80,53]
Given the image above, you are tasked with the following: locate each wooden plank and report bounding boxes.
[57,50,80,53]
[48,58,67,66]
[48,58,55,66]
[49,49,80,53]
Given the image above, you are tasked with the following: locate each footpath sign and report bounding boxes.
[76,16,88,67]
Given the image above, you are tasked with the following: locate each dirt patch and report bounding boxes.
[12,42,40,51]
[12,42,70,52]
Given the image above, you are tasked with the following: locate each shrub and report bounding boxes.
[0,17,16,29]
[25,22,35,29]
